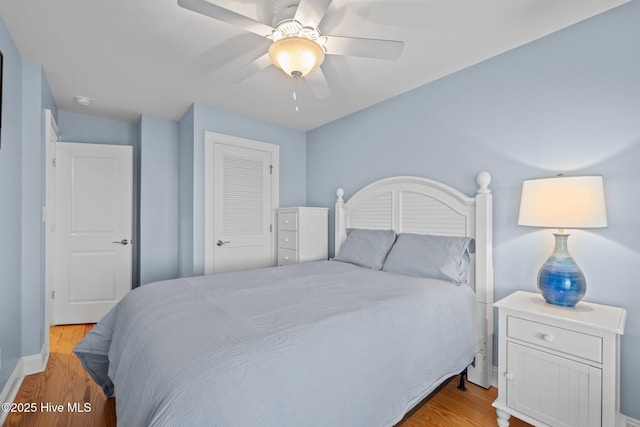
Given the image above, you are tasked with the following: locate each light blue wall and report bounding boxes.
[0,16,25,390]
[307,1,640,419]
[58,111,137,145]
[20,60,44,356]
[21,61,56,357]
[0,18,58,390]
[178,105,195,278]
[139,114,179,285]
[178,103,306,277]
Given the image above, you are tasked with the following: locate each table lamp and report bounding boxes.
[518,175,607,307]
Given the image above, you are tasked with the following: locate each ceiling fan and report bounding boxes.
[178,0,405,98]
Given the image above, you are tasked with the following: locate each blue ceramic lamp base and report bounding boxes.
[538,232,586,307]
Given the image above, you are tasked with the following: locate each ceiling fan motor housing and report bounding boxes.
[267,4,326,78]
[271,2,299,28]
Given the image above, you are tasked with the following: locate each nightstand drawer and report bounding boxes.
[507,315,602,363]
[278,248,298,266]
[279,230,297,250]
[278,213,298,231]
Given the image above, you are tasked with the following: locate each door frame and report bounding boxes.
[203,131,279,275]
[44,109,58,336]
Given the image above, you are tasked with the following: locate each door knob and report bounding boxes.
[112,239,129,245]
[216,240,230,246]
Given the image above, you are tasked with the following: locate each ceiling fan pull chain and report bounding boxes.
[293,77,300,112]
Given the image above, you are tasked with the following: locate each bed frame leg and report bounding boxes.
[457,367,468,392]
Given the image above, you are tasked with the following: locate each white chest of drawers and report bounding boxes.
[277,207,328,266]
[493,291,626,427]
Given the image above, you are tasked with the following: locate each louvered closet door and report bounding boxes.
[212,142,273,273]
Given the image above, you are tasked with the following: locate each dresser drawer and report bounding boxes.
[278,212,298,231]
[507,315,602,363]
[279,230,297,250]
[278,248,298,266]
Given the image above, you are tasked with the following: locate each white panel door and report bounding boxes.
[204,133,278,274]
[53,142,133,325]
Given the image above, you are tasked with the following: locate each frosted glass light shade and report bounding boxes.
[268,37,325,78]
[518,176,607,229]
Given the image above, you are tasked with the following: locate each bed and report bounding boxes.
[74,172,494,426]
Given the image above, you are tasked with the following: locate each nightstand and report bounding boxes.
[277,207,328,266]
[493,291,626,427]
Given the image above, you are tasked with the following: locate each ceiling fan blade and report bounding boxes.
[224,53,272,83]
[355,1,448,27]
[324,35,404,60]
[178,0,275,37]
[305,67,331,99]
[294,0,333,29]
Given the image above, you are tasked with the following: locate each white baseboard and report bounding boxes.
[625,415,640,427]
[0,358,25,425]
[0,342,50,425]
[22,341,49,375]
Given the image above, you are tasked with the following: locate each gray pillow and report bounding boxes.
[382,233,474,285]
[334,228,397,270]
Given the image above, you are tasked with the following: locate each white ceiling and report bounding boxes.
[0,0,628,131]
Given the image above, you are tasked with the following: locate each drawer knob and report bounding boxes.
[284,220,289,224]
[284,256,289,260]
[504,372,514,381]
[542,333,555,343]
[284,238,289,242]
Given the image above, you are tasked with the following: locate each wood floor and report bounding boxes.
[5,325,531,427]
[4,325,115,427]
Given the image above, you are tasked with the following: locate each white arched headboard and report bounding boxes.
[334,172,493,388]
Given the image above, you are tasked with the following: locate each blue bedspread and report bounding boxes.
[74,260,476,426]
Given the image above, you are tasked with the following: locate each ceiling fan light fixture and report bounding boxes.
[268,36,325,78]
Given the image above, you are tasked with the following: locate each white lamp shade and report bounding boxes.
[518,175,607,229]
[268,37,325,78]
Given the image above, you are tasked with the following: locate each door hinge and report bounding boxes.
[270,224,273,232]
[270,165,273,175]
[52,157,56,167]
[51,290,55,300]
